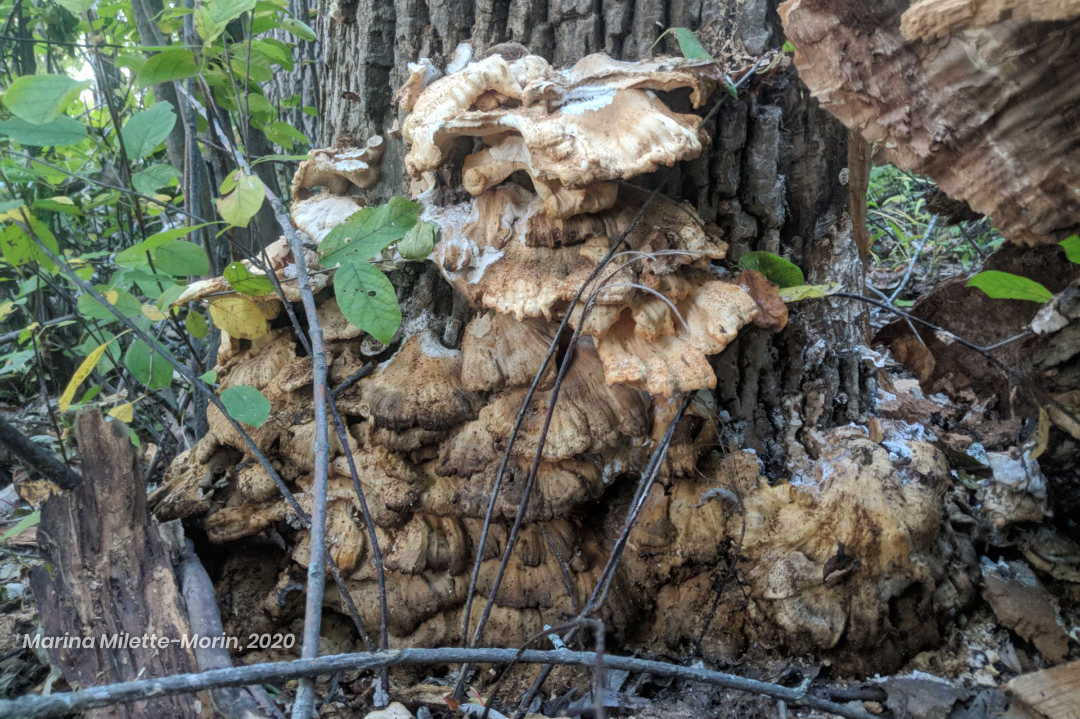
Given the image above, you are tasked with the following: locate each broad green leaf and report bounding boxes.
[132,164,181,195]
[137,49,198,88]
[121,102,177,158]
[198,369,218,383]
[124,339,174,390]
[1,511,40,543]
[224,261,276,296]
[280,16,316,41]
[151,240,210,276]
[33,196,82,216]
[966,271,1052,304]
[782,40,796,53]
[157,284,187,311]
[116,223,213,266]
[186,310,208,338]
[0,116,87,146]
[216,173,265,227]
[1061,234,1080,264]
[55,0,95,12]
[653,27,713,61]
[739,252,805,288]
[778,283,839,303]
[2,75,91,125]
[60,338,115,411]
[194,6,224,44]
[334,260,401,344]
[398,220,437,260]
[320,197,421,267]
[77,286,141,321]
[209,295,268,339]
[0,211,60,271]
[196,0,256,44]
[221,385,271,428]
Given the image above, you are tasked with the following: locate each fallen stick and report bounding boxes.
[0,647,874,719]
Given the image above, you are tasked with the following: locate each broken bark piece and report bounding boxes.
[1008,661,1080,719]
[779,0,1080,245]
[982,559,1070,663]
[901,0,1080,41]
[28,410,203,718]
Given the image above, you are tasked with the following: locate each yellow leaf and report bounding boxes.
[209,296,268,339]
[0,301,15,321]
[48,196,74,206]
[141,304,168,321]
[105,290,119,304]
[1032,407,1050,459]
[108,402,134,423]
[59,341,113,412]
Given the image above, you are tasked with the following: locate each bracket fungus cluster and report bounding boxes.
[154,47,971,673]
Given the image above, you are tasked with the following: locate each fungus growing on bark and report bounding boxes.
[154,47,965,677]
[290,136,385,200]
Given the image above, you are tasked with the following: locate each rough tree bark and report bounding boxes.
[28,411,203,719]
[315,0,873,474]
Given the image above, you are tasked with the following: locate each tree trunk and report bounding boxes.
[315,0,873,474]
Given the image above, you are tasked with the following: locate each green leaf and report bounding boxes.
[137,49,198,88]
[77,287,141,321]
[54,0,95,13]
[1,511,40,543]
[198,369,217,383]
[334,260,401,344]
[2,75,91,125]
[224,261,276,295]
[0,116,87,146]
[398,220,437,261]
[782,40,795,53]
[157,283,187,310]
[1061,234,1080,264]
[778,283,839,303]
[221,385,271,428]
[121,102,178,158]
[132,164,181,195]
[151,240,209,276]
[739,252,805,288]
[196,0,256,43]
[125,339,174,390]
[33,197,82,216]
[280,16,316,41]
[187,310,208,339]
[116,223,212,266]
[653,28,713,61]
[320,197,421,267]
[966,271,1053,304]
[216,173,265,227]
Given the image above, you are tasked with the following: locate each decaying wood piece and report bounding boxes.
[779,0,1080,246]
[28,410,203,719]
[901,0,1080,40]
[1008,660,1080,719]
[153,47,972,676]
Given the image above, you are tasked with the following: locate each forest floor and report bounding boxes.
[0,169,1076,718]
